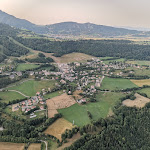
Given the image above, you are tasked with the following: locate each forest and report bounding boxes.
[15,37,150,60]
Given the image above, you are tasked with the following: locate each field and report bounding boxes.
[44,118,74,140]
[44,90,63,99]
[102,58,125,64]
[58,92,125,126]
[122,93,150,108]
[16,63,40,71]
[100,77,138,91]
[137,88,150,97]
[131,79,150,87]
[45,52,94,63]
[46,93,76,118]
[0,91,25,103]
[28,143,41,150]
[126,60,150,66]
[7,80,56,97]
[0,142,25,150]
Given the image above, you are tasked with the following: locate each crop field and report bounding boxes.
[28,143,41,150]
[46,93,76,118]
[126,60,150,66]
[0,142,25,150]
[131,79,150,87]
[122,93,150,108]
[45,52,94,63]
[16,63,40,71]
[0,91,25,103]
[100,77,138,91]
[7,80,56,97]
[58,92,125,126]
[44,118,74,140]
[44,90,63,99]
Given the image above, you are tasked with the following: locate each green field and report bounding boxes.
[7,80,56,97]
[102,58,126,64]
[0,91,25,103]
[16,63,40,71]
[58,92,124,126]
[137,88,150,98]
[100,77,138,91]
[44,90,63,99]
[126,60,150,66]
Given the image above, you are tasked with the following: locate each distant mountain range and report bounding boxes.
[0,10,148,38]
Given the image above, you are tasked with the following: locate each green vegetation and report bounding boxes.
[7,80,56,97]
[58,92,124,126]
[137,88,150,97]
[44,90,63,99]
[16,63,40,71]
[100,77,138,90]
[0,91,25,103]
[127,60,150,66]
[103,58,126,65]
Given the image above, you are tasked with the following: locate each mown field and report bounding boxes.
[0,91,25,103]
[102,58,126,64]
[0,142,25,150]
[28,143,41,150]
[131,79,150,87]
[58,92,125,126]
[100,77,138,91]
[126,60,150,66]
[137,88,150,97]
[7,80,56,97]
[16,63,40,71]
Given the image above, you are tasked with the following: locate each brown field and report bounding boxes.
[28,143,41,150]
[44,52,95,63]
[0,142,25,150]
[122,93,150,108]
[73,90,83,100]
[12,103,19,112]
[46,93,76,118]
[44,118,74,140]
[131,79,150,87]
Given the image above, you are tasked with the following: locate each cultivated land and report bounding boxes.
[0,142,25,150]
[122,93,150,108]
[0,91,25,103]
[44,118,74,140]
[58,92,125,126]
[100,77,138,91]
[7,80,56,97]
[28,143,41,150]
[131,79,150,87]
[46,93,76,118]
[16,63,40,71]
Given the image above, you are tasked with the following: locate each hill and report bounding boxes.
[0,10,48,34]
[0,10,144,38]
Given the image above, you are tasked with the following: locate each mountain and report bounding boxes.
[46,22,141,37]
[0,10,48,34]
[0,10,143,38]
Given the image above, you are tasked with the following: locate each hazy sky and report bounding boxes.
[0,0,150,27]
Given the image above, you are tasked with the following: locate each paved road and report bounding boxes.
[40,140,47,150]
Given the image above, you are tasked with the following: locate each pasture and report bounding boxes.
[137,88,150,98]
[126,60,150,66]
[46,93,76,118]
[7,80,56,97]
[58,92,125,126]
[0,91,25,103]
[100,77,138,91]
[131,79,150,87]
[16,63,40,71]
[44,118,74,140]
[0,142,25,150]
[122,93,150,108]
[44,90,63,99]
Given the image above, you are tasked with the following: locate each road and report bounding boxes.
[40,140,47,150]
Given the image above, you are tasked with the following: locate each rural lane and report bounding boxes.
[8,90,29,98]
[40,140,47,150]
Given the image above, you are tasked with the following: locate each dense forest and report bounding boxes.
[65,104,150,150]
[15,37,150,60]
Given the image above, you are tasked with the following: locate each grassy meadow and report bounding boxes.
[16,63,40,71]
